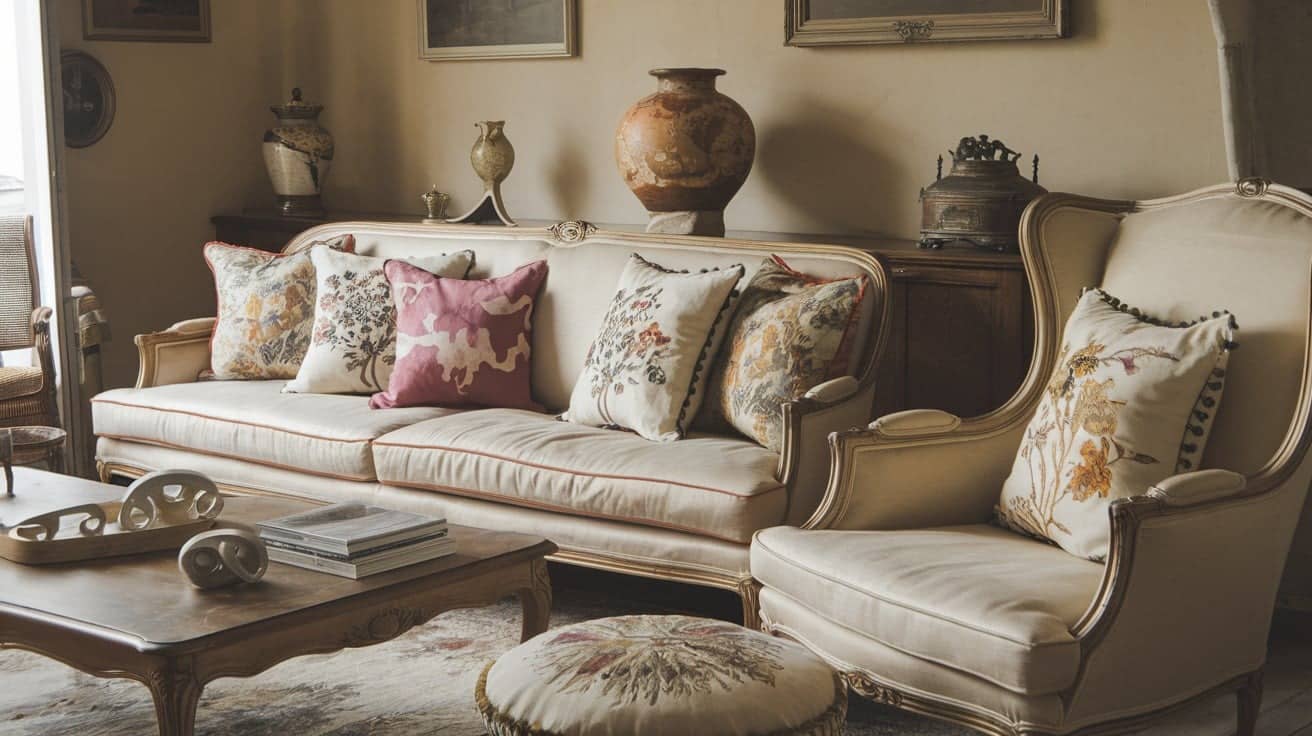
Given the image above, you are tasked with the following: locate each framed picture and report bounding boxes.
[418,0,577,61]
[785,0,1067,46]
[82,0,211,43]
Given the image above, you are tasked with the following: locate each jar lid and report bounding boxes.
[271,87,323,119]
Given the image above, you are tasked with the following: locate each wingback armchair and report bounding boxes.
[0,214,57,429]
[750,180,1312,736]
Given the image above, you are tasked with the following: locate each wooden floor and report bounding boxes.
[554,565,1312,735]
[1145,609,1312,735]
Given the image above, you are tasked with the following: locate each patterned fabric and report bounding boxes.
[563,255,743,442]
[205,236,353,380]
[478,615,846,736]
[997,289,1237,560]
[284,247,474,395]
[701,256,867,451]
[369,259,548,410]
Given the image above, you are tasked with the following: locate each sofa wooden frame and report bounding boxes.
[755,179,1312,735]
[98,220,891,629]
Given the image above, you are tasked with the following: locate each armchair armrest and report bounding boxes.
[802,411,1025,530]
[1146,468,1245,506]
[1066,471,1298,722]
[28,307,55,393]
[133,317,215,389]
[868,408,962,437]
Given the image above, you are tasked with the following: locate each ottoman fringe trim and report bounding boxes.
[475,663,848,736]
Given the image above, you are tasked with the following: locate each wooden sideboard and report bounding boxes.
[213,210,1031,419]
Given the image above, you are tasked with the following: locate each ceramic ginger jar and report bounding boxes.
[615,68,755,236]
[263,88,334,217]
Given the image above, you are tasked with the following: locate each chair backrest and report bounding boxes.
[1019,181,1312,480]
[0,215,37,352]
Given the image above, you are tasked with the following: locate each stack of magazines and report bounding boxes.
[256,503,453,579]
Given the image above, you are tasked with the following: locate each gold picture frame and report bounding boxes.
[418,0,577,62]
[785,0,1067,46]
[82,0,211,43]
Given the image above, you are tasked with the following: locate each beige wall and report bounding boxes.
[62,0,1229,389]
[283,0,1226,236]
[59,0,283,388]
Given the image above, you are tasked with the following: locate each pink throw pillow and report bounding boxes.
[370,259,548,410]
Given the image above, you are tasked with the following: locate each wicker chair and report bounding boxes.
[0,215,57,429]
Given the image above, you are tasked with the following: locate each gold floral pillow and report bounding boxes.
[700,256,867,452]
[204,236,353,380]
[997,289,1237,560]
[563,254,744,442]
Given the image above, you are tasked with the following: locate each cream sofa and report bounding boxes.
[751,180,1312,735]
[93,221,889,624]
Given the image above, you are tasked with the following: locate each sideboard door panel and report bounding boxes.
[875,262,1030,419]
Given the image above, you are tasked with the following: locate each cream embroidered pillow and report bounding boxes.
[284,247,474,394]
[700,255,867,451]
[205,236,353,380]
[563,254,743,442]
[997,289,1237,560]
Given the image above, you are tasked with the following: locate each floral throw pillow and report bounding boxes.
[284,247,474,395]
[369,259,548,410]
[997,288,1237,560]
[701,256,867,451]
[563,254,744,442]
[205,236,353,380]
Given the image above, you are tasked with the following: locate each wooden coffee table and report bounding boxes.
[0,468,556,736]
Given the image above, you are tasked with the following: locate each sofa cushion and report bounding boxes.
[751,524,1103,695]
[93,381,456,481]
[373,408,786,543]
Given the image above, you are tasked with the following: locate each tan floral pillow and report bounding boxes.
[204,236,353,380]
[562,254,743,442]
[997,289,1237,560]
[700,256,867,451]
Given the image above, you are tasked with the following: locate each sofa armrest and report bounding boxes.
[777,379,875,526]
[134,317,215,389]
[802,376,859,404]
[802,412,1024,530]
[1066,471,1297,722]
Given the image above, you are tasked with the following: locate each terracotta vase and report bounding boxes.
[262,88,334,217]
[615,68,756,236]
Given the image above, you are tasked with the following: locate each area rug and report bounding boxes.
[0,585,965,735]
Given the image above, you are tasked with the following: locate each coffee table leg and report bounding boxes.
[518,557,552,642]
[146,661,203,736]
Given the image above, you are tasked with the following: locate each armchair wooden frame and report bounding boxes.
[760,179,1312,736]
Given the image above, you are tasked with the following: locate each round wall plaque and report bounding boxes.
[60,50,115,149]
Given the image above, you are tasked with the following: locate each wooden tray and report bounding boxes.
[0,500,216,565]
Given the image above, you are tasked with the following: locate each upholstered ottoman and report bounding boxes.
[476,615,846,736]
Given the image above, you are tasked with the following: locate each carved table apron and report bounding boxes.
[0,469,556,736]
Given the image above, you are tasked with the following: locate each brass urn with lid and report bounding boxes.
[918,134,1045,253]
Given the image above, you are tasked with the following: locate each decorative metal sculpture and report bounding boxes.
[421,185,451,223]
[178,526,269,589]
[919,133,1047,253]
[118,469,223,531]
